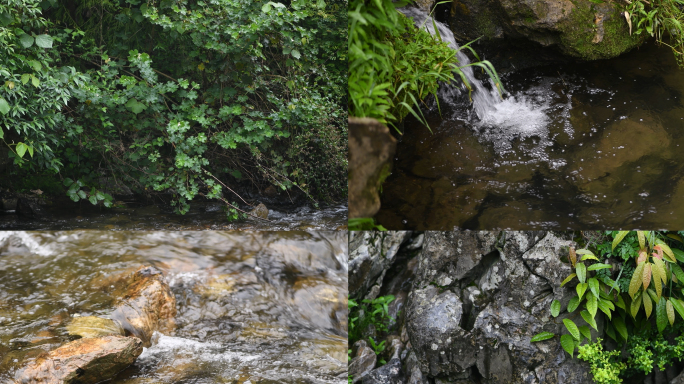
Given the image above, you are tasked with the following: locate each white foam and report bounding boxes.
[140,333,260,363]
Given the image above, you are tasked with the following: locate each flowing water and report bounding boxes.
[0,200,347,231]
[0,231,347,383]
[378,8,684,229]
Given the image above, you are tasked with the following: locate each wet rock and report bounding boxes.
[264,185,277,196]
[14,335,143,384]
[362,357,404,384]
[66,316,125,338]
[16,198,45,218]
[292,277,347,333]
[134,205,160,216]
[349,339,377,384]
[249,203,269,219]
[349,231,412,299]
[111,266,176,346]
[447,0,641,60]
[349,117,397,219]
[1,197,17,211]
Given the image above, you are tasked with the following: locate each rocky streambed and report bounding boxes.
[349,231,684,384]
[0,231,348,383]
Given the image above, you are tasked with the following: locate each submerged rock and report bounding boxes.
[111,266,176,346]
[66,316,125,338]
[14,335,143,384]
[249,203,269,219]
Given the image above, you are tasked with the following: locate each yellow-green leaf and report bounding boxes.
[643,263,652,291]
[567,296,580,312]
[586,292,598,318]
[550,300,561,317]
[576,262,586,283]
[31,74,39,87]
[581,310,598,331]
[656,241,676,263]
[638,231,645,249]
[667,299,675,326]
[670,298,684,321]
[561,273,576,287]
[652,257,667,284]
[629,262,645,298]
[654,269,662,301]
[631,292,642,318]
[21,73,29,85]
[0,97,9,115]
[560,334,575,358]
[597,299,612,320]
[531,332,555,342]
[577,283,588,301]
[643,291,652,318]
[612,231,630,250]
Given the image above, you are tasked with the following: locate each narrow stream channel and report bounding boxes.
[0,231,347,383]
[377,12,684,229]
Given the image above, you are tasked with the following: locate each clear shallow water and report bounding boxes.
[0,231,347,383]
[377,40,684,229]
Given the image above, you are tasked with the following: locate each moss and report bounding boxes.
[475,9,499,38]
[558,3,644,60]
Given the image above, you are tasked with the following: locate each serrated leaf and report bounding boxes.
[656,297,668,333]
[638,231,645,249]
[629,262,645,298]
[578,325,591,341]
[19,34,34,48]
[643,291,652,318]
[561,273,576,287]
[613,316,628,341]
[125,98,146,114]
[577,283,588,301]
[588,263,612,271]
[563,318,580,341]
[667,299,675,326]
[567,296,580,312]
[588,278,599,299]
[560,334,575,358]
[576,262,586,283]
[550,300,561,317]
[643,263,652,291]
[586,292,598,318]
[0,98,9,115]
[531,332,555,342]
[613,231,629,250]
[631,291,642,318]
[34,34,52,48]
[581,310,598,331]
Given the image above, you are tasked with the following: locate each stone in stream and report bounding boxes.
[66,316,125,338]
[249,203,269,219]
[111,266,176,347]
[14,335,143,384]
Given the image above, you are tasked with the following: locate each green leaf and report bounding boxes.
[0,98,10,115]
[643,292,652,318]
[316,0,326,8]
[613,316,628,341]
[672,248,684,263]
[577,283,588,301]
[606,321,617,342]
[567,296,580,312]
[576,262,586,283]
[77,190,87,199]
[597,299,612,320]
[581,310,597,331]
[629,262,645,298]
[578,325,591,341]
[261,2,272,12]
[89,195,97,205]
[638,231,645,249]
[550,300,561,317]
[125,98,146,114]
[530,332,555,342]
[291,49,301,59]
[21,74,30,84]
[616,295,626,310]
[34,34,53,48]
[586,291,598,318]
[561,273,576,287]
[27,145,33,158]
[560,334,575,358]
[19,34,34,48]
[576,249,595,257]
[587,263,612,271]
[0,12,12,27]
[588,278,599,299]
[63,178,74,186]
[671,263,684,283]
[631,292,642,318]
[612,231,630,250]
[15,142,27,158]
[671,298,684,321]
[563,318,580,341]
[667,299,675,326]
[656,297,668,333]
[29,60,42,72]
[31,75,39,87]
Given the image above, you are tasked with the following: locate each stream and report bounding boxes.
[0,231,347,383]
[377,9,684,229]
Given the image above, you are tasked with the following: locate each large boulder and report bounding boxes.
[442,0,642,60]
[405,231,594,383]
[349,117,397,219]
[14,335,143,384]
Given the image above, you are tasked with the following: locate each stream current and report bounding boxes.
[379,8,684,229]
[0,231,347,383]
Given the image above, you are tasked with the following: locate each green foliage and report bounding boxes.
[348,295,395,380]
[540,231,684,382]
[1,0,347,216]
[348,217,387,231]
[626,0,684,66]
[348,0,501,129]
[577,340,626,384]
[62,177,113,206]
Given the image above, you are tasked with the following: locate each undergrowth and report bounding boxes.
[348,295,395,383]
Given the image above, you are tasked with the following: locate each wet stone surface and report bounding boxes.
[0,231,348,384]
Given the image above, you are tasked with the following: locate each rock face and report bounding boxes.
[440,0,642,60]
[14,335,143,384]
[111,266,176,346]
[350,231,603,384]
[349,117,397,219]
[349,231,412,299]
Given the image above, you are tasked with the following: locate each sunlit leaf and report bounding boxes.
[578,325,591,341]
[561,273,576,287]
[576,262,586,283]
[550,300,561,317]
[19,34,34,48]
[560,334,575,358]
[586,292,598,318]
[15,142,27,158]
[667,299,675,326]
[629,262,645,298]
[643,291,652,318]
[612,231,629,251]
[638,231,645,249]
[588,277,599,299]
[563,318,580,341]
[577,282,588,301]
[643,262,652,291]
[35,34,53,48]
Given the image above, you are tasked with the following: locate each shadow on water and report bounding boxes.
[377,36,684,229]
[0,231,348,383]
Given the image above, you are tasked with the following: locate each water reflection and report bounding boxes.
[378,41,684,229]
[0,231,347,383]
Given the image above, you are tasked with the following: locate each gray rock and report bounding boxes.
[349,231,412,299]
[405,350,429,384]
[349,340,378,384]
[362,358,404,384]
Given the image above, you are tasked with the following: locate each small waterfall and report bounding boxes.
[398,7,502,120]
